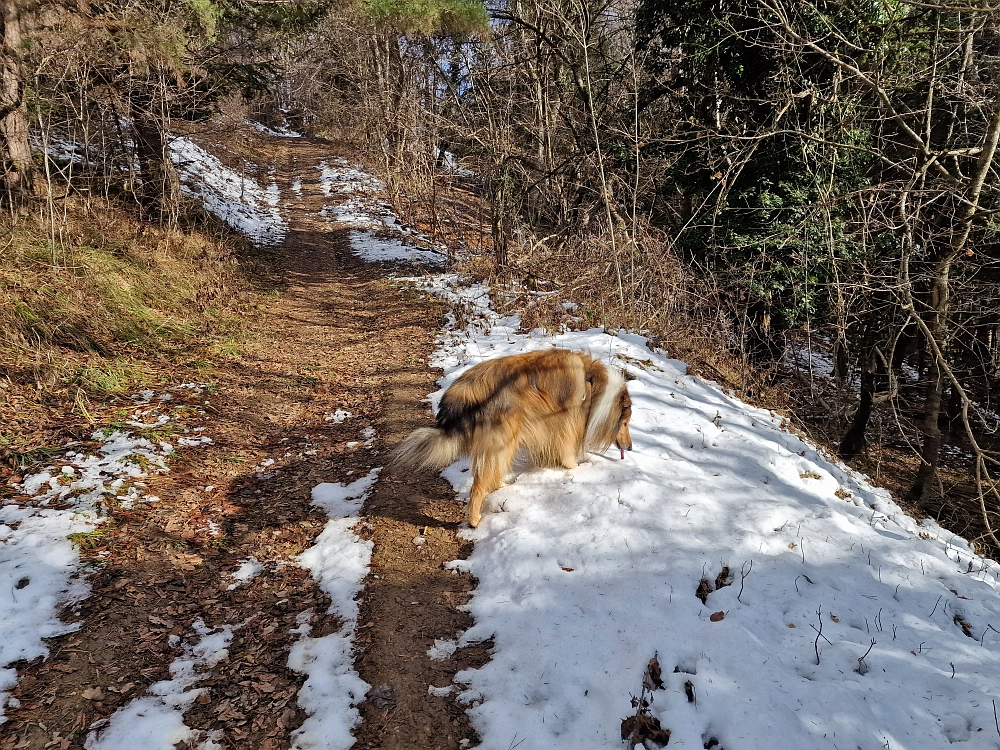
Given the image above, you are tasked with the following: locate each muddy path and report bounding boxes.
[1,135,483,750]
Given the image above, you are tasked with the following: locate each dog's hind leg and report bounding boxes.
[467,424,520,527]
[560,443,579,471]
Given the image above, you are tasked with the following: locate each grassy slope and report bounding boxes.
[0,196,267,473]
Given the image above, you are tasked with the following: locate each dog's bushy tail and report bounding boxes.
[393,427,462,469]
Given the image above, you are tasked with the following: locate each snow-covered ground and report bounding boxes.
[288,470,380,750]
[170,137,287,246]
[13,140,1000,749]
[86,619,233,750]
[249,120,303,139]
[316,158,447,266]
[1,390,213,723]
[407,275,1000,750]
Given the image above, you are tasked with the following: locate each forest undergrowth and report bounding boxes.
[0,192,270,484]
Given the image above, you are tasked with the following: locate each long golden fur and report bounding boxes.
[394,349,633,527]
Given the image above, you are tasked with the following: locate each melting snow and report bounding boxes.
[226,557,264,590]
[288,470,380,750]
[85,620,233,749]
[169,137,287,246]
[316,160,447,265]
[249,120,303,139]
[408,274,1000,750]
[1,393,213,723]
[427,639,458,660]
[349,231,445,266]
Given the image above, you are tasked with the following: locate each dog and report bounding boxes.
[394,348,632,527]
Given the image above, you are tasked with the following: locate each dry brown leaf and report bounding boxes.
[645,656,663,690]
[710,611,725,622]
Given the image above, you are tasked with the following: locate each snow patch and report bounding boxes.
[288,469,380,750]
[427,639,458,660]
[349,230,446,266]
[85,620,233,749]
[249,120,303,138]
[169,136,287,246]
[226,557,264,590]
[316,160,448,265]
[1,393,213,722]
[413,274,1000,750]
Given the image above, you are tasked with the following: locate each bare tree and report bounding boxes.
[1,0,33,206]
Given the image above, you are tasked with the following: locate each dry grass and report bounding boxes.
[0,195,262,467]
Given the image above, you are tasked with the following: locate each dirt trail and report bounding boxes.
[1,135,482,749]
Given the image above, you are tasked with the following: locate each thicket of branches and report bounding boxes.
[4,0,1000,548]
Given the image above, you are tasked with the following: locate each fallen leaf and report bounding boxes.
[621,714,672,745]
[684,680,695,703]
[643,657,663,690]
[696,578,713,604]
[82,687,103,700]
[710,611,725,622]
[560,567,574,572]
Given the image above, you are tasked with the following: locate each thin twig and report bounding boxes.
[857,638,876,675]
[814,606,823,665]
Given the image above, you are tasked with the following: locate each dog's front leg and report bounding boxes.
[467,483,486,528]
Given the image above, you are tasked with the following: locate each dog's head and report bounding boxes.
[614,389,633,456]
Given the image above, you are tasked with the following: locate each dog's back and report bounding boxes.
[437,349,588,443]
[395,349,630,526]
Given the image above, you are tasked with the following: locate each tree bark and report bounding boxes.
[130,82,177,220]
[1,0,33,206]
[840,349,876,459]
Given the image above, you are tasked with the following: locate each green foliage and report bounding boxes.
[184,0,223,40]
[361,0,488,35]
[636,0,883,330]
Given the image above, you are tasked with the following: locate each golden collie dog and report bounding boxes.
[394,349,632,527]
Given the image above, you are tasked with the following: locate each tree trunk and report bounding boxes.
[907,101,1000,503]
[130,83,177,220]
[491,160,512,270]
[908,347,944,504]
[0,0,33,206]
[840,350,876,459]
